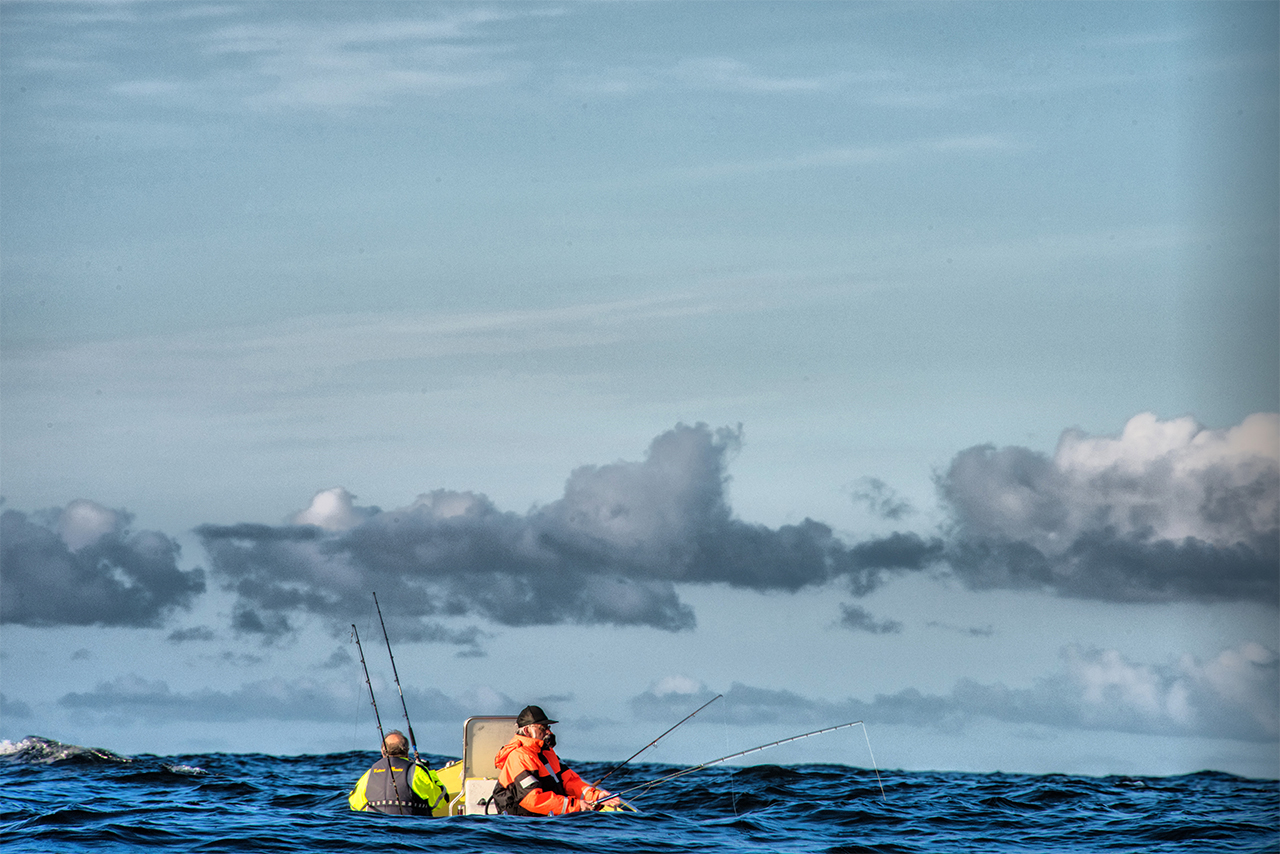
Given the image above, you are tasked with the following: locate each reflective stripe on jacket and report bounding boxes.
[494,733,595,815]
[348,755,447,816]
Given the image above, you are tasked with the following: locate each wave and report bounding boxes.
[1,744,1275,854]
[0,735,133,765]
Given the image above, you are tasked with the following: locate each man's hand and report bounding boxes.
[569,796,598,813]
[583,787,621,809]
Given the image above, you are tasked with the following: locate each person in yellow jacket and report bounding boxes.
[491,705,619,815]
[349,730,448,816]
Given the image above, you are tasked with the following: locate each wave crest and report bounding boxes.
[0,735,132,765]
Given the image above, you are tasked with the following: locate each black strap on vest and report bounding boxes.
[535,748,568,796]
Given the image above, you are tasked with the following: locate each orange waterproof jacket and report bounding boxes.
[494,733,605,815]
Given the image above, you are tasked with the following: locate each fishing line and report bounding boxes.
[609,719,882,802]
[859,722,887,801]
[590,693,722,791]
[721,691,739,816]
[348,603,379,749]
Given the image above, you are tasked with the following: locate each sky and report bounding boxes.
[1,1,1277,781]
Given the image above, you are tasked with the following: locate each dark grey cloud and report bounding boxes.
[936,413,1279,604]
[837,605,903,634]
[945,529,1278,603]
[197,424,934,639]
[0,502,205,628]
[631,641,1279,743]
[167,626,217,643]
[845,532,945,595]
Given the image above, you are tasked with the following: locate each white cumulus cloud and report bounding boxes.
[939,412,1279,603]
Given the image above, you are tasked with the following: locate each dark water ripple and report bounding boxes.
[1,737,1276,853]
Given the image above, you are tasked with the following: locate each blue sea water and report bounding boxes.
[1,736,1276,853]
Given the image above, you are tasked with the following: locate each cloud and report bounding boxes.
[937,413,1279,604]
[289,487,378,531]
[22,415,1266,644]
[948,643,1280,743]
[926,621,995,638]
[3,296,717,416]
[321,648,352,669]
[56,675,517,725]
[0,501,205,627]
[167,626,217,643]
[850,477,914,520]
[670,57,833,93]
[837,605,903,635]
[197,424,932,639]
[632,677,941,729]
[665,135,1017,183]
[58,675,357,723]
[182,8,548,111]
[9,5,529,117]
[1,693,33,720]
[630,642,1279,743]
[216,651,264,667]
[846,533,945,590]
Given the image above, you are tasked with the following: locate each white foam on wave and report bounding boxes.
[164,763,208,775]
[0,735,132,764]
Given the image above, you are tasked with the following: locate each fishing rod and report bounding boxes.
[372,591,429,768]
[590,693,723,791]
[352,623,403,806]
[607,719,886,801]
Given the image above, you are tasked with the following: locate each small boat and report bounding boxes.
[432,716,631,816]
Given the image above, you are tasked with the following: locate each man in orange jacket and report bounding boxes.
[491,705,620,815]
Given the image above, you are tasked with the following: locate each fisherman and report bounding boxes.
[349,729,448,816]
[491,705,620,815]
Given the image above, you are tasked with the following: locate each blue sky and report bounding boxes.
[1,2,1277,780]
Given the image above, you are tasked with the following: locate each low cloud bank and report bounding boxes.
[0,501,205,627]
[633,641,1280,743]
[197,424,934,639]
[39,641,1277,744]
[938,413,1278,604]
[56,676,518,725]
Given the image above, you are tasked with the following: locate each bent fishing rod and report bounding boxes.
[372,592,429,768]
[590,693,723,791]
[352,623,404,805]
[607,719,886,802]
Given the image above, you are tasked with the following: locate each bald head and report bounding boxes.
[382,730,409,757]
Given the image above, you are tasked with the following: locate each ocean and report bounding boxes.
[2,736,1276,853]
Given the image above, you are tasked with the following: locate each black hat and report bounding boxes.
[517,705,557,727]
